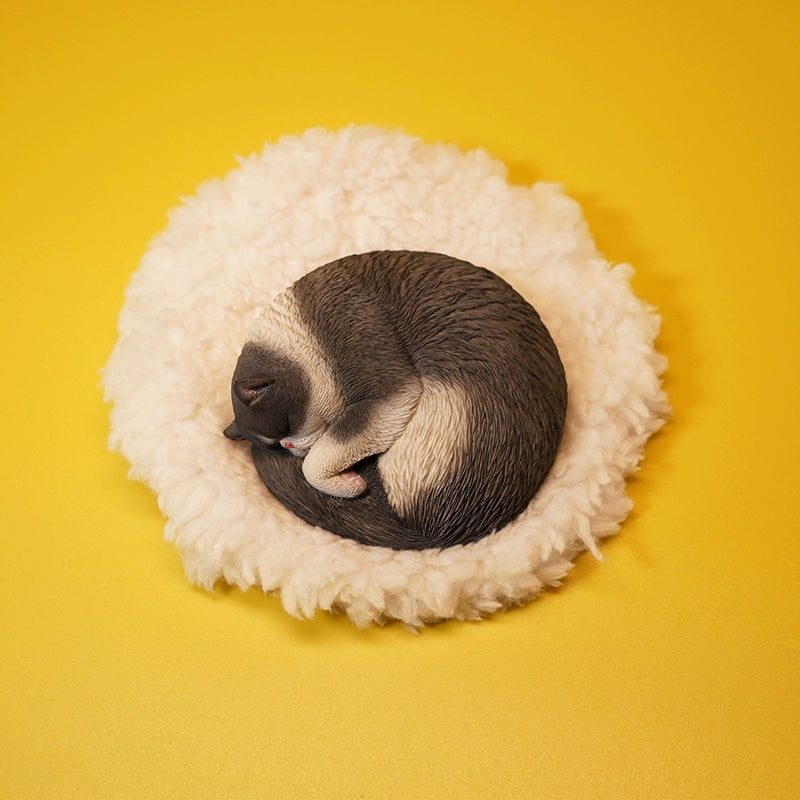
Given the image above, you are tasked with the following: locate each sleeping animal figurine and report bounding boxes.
[224,250,567,550]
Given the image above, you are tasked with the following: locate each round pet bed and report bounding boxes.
[103,126,669,627]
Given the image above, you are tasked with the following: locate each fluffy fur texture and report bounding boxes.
[103,126,669,626]
[223,250,568,550]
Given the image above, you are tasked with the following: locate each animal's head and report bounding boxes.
[224,342,310,445]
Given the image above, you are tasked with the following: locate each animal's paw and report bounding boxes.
[338,469,367,494]
[302,457,367,498]
[319,469,367,499]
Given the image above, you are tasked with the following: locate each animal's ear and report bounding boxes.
[233,375,274,405]
[223,420,245,440]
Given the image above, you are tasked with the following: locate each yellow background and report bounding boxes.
[2,1,798,797]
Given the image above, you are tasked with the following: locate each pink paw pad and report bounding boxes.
[340,469,367,491]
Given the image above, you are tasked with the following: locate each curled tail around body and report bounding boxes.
[249,443,437,550]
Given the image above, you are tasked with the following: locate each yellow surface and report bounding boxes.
[2,1,798,797]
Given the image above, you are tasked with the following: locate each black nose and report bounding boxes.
[223,420,245,440]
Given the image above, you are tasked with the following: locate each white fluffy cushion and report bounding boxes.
[103,126,669,627]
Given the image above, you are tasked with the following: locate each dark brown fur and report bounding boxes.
[226,251,567,550]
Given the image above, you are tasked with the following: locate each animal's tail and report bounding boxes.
[249,443,438,550]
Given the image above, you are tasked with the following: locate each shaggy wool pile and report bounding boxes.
[103,126,669,627]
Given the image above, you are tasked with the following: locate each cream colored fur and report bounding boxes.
[250,289,345,453]
[249,288,427,498]
[302,379,422,499]
[103,126,669,626]
[379,380,472,518]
